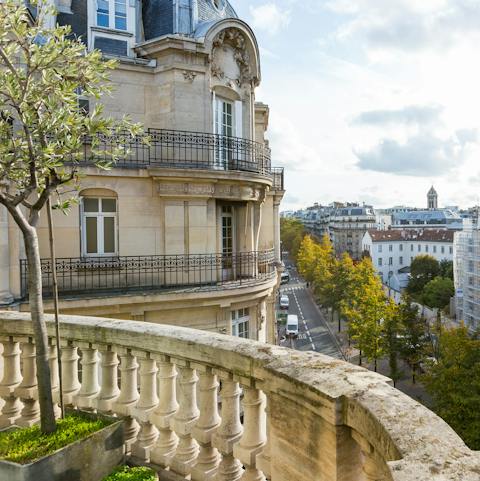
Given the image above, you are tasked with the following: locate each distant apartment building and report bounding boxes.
[329,205,376,260]
[454,221,480,329]
[0,0,285,342]
[363,229,454,290]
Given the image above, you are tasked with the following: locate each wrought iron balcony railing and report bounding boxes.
[73,129,283,182]
[271,167,285,191]
[20,250,276,299]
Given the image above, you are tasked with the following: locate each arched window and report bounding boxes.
[81,195,118,256]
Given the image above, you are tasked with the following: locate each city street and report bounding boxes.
[279,261,344,360]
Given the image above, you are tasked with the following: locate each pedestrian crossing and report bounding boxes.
[281,285,305,293]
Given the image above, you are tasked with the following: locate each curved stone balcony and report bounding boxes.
[1,312,479,480]
[20,250,276,299]
[74,129,284,190]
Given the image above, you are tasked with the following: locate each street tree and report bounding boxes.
[297,235,318,283]
[439,259,454,280]
[0,2,142,433]
[383,300,402,386]
[406,255,440,296]
[397,296,429,383]
[312,234,335,307]
[328,252,355,332]
[422,326,480,450]
[280,217,305,261]
[341,257,388,370]
[421,276,454,309]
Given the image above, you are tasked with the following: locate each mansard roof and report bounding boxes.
[142,0,238,40]
[367,229,455,243]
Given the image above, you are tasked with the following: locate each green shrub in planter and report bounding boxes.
[102,466,157,481]
[0,413,112,464]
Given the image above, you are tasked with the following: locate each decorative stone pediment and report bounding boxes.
[211,28,254,88]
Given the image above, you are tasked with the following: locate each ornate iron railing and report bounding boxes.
[20,249,276,299]
[271,167,284,191]
[74,129,278,176]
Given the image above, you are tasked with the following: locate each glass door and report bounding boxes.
[221,206,235,280]
[214,98,235,169]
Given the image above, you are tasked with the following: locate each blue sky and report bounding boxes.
[232,0,480,210]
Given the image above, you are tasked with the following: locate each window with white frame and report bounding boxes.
[378,244,382,253]
[232,308,249,339]
[96,0,127,30]
[81,197,117,256]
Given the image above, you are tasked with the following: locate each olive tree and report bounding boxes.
[0,2,141,433]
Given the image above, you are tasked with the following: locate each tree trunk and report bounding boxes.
[358,350,362,366]
[24,227,57,433]
[412,364,416,385]
[374,356,377,372]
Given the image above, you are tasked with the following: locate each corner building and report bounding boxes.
[0,0,285,343]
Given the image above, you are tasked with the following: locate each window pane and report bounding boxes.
[103,217,115,254]
[115,16,127,30]
[86,217,98,254]
[102,198,117,212]
[84,198,99,213]
[97,0,109,28]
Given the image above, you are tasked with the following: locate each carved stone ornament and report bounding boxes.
[182,70,197,82]
[211,28,254,87]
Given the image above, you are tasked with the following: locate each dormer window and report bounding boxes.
[96,0,127,30]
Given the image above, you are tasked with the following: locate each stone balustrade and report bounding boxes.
[0,311,479,480]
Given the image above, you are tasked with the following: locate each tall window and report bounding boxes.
[378,258,382,266]
[389,244,393,252]
[232,308,249,338]
[82,197,117,256]
[399,244,403,252]
[97,0,127,30]
[378,245,382,253]
[389,257,393,265]
[399,256,403,265]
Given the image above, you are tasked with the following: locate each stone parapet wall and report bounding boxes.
[0,311,478,480]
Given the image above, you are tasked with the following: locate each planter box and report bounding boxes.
[0,412,124,481]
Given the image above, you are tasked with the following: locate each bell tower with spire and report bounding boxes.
[427,186,438,210]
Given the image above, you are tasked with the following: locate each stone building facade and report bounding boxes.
[0,0,285,342]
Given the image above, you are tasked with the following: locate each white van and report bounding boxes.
[286,314,299,337]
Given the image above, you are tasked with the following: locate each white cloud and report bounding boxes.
[249,3,291,35]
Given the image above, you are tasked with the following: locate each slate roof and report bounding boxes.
[392,209,461,222]
[367,229,455,243]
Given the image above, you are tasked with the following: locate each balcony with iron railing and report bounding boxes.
[0,311,479,480]
[72,129,285,191]
[20,250,276,299]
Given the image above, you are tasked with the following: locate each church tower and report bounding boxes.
[427,186,438,210]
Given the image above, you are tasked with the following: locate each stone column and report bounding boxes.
[75,343,100,410]
[170,361,200,477]
[191,367,221,480]
[132,353,159,462]
[113,349,140,453]
[0,338,23,427]
[15,339,40,427]
[150,355,178,467]
[212,376,243,481]
[60,341,81,406]
[48,342,61,419]
[96,345,120,413]
[234,385,266,481]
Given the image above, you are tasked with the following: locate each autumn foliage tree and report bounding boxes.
[0,2,141,433]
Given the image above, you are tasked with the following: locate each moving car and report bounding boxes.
[286,314,299,337]
[279,295,289,310]
[280,271,290,284]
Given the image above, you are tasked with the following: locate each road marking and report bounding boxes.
[292,290,316,352]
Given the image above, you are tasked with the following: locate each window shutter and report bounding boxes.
[235,100,243,137]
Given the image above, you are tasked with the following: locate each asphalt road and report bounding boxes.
[279,262,344,360]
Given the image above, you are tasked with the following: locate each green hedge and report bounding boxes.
[102,466,157,481]
[0,413,111,464]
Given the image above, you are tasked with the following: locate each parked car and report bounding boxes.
[280,295,289,310]
[286,314,299,337]
[280,271,290,284]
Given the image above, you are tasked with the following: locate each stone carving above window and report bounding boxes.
[211,28,254,88]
